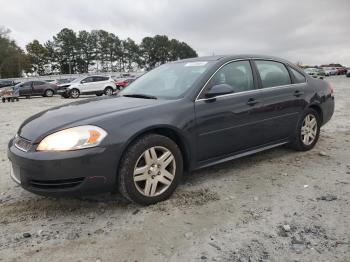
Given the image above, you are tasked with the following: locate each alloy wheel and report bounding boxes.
[105,88,113,96]
[301,114,318,146]
[71,90,79,98]
[133,146,176,197]
[45,90,53,97]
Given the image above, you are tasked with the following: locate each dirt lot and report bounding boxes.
[0,77,349,262]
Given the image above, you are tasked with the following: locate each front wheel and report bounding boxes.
[290,108,321,151]
[70,89,80,99]
[118,134,183,205]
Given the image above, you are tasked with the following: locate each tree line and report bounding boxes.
[0,27,198,78]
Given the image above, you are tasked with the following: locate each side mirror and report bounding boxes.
[205,84,234,98]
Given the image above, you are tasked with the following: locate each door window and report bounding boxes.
[22,82,31,88]
[207,60,255,94]
[33,81,45,86]
[255,60,291,88]
[81,77,93,83]
[289,67,306,84]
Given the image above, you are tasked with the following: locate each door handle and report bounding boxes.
[293,90,304,97]
[246,98,260,106]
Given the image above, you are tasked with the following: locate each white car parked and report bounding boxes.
[57,75,117,99]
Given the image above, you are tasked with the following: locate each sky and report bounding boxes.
[1,0,349,66]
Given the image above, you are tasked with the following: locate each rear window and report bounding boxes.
[289,67,306,83]
[255,60,291,88]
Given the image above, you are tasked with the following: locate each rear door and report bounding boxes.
[195,60,265,162]
[32,81,46,95]
[92,76,108,92]
[253,60,307,143]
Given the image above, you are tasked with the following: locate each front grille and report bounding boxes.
[29,177,85,189]
[14,136,32,152]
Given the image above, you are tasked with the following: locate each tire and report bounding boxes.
[70,88,80,99]
[104,87,114,96]
[118,134,183,205]
[44,89,54,97]
[61,93,69,99]
[96,93,103,96]
[289,108,321,151]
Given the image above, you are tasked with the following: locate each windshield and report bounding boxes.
[119,61,213,99]
[71,76,86,83]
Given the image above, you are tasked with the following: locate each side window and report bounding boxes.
[208,60,254,93]
[289,67,306,84]
[255,60,291,88]
[22,82,31,87]
[82,77,93,83]
[33,81,45,86]
[93,76,102,82]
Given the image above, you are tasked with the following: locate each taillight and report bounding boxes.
[329,83,334,97]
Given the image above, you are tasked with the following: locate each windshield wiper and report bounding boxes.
[122,94,157,99]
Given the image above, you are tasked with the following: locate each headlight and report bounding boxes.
[37,125,107,151]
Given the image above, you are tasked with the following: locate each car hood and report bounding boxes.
[18,96,168,142]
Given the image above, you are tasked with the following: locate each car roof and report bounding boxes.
[173,54,296,66]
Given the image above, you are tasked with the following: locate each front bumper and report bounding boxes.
[7,138,120,196]
[57,88,70,96]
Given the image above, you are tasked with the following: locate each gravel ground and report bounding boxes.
[0,77,349,262]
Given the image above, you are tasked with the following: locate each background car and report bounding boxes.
[114,78,136,90]
[0,80,19,96]
[317,68,326,77]
[304,68,325,79]
[0,80,19,89]
[57,75,117,98]
[322,67,333,76]
[336,67,347,75]
[304,68,317,77]
[14,80,58,98]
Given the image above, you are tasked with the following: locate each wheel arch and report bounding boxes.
[119,125,191,173]
[105,85,116,91]
[307,103,323,125]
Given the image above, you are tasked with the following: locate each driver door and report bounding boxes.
[194,60,265,162]
[80,77,94,94]
[18,81,32,96]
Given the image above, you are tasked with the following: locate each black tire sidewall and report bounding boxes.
[118,134,183,205]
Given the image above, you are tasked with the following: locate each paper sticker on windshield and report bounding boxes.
[184,62,208,67]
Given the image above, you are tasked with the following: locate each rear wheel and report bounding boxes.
[118,134,183,205]
[70,89,80,99]
[44,89,54,97]
[290,108,320,151]
[104,87,114,96]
